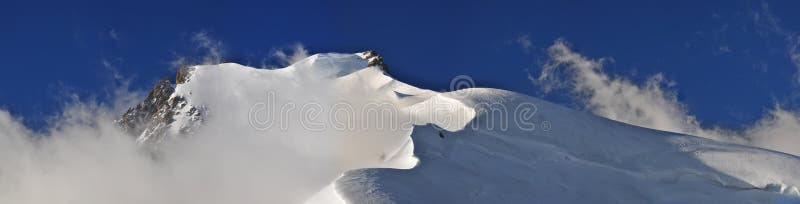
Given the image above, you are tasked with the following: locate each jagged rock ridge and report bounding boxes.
[117,66,203,145]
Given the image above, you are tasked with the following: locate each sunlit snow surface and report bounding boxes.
[0,53,798,204]
[336,88,800,203]
[181,53,800,203]
[168,53,475,203]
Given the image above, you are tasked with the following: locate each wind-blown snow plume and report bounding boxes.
[746,108,800,156]
[168,31,226,70]
[191,31,224,65]
[534,40,704,136]
[272,43,310,66]
[532,39,800,156]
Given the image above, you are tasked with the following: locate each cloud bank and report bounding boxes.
[531,40,800,156]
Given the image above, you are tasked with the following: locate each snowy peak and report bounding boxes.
[286,51,387,78]
[116,51,800,204]
[117,77,181,144]
[118,50,391,145]
[117,67,203,145]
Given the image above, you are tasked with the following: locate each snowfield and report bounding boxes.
[335,88,800,203]
[0,52,798,204]
[178,53,800,203]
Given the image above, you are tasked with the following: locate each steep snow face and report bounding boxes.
[335,88,800,204]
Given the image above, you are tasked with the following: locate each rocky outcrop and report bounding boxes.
[117,70,202,145]
[357,50,389,72]
[176,65,194,84]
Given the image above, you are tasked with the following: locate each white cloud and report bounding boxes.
[168,55,188,70]
[191,31,224,65]
[0,104,168,204]
[101,59,113,69]
[271,43,309,67]
[746,107,800,155]
[534,40,705,136]
[516,35,532,51]
[101,59,122,80]
[754,0,800,83]
[532,40,800,156]
[99,58,145,114]
[719,46,732,53]
[109,29,118,40]
[165,31,225,69]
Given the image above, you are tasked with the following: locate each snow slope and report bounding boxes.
[116,52,800,203]
[335,88,800,203]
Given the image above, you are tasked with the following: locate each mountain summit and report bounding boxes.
[119,52,800,204]
[118,51,390,145]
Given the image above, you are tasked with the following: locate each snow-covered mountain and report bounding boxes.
[118,51,389,145]
[120,52,800,203]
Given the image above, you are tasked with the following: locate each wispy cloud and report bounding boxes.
[531,39,800,156]
[191,31,224,65]
[754,0,800,83]
[101,59,121,80]
[533,40,706,136]
[168,55,188,70]
[99,58,145,114]
[166,31,225,69]
[108,29,118,40]
[718,46,732,53]
[270,43,309,67]
[515,35,533,52]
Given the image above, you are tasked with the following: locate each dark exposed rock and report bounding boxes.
[359,50,389,72]
[118,78,175,138]
[117,71,203,145]
[176,66,194,84]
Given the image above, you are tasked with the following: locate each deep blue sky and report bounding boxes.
[2,0,800,130]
